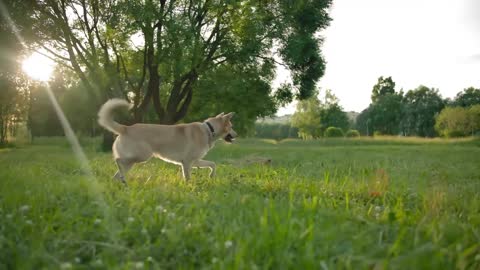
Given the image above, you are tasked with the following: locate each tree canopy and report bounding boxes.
[371,76,396,103]
[403,86,444,137]
[453,87,480,108]
[7,0,332,125]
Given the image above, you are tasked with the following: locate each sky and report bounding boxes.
[275,0,480,115]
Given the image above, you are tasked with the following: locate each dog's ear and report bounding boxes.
[216,112,225,117]
[224,112,235,120]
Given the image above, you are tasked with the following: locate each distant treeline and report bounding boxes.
[255,123,298,140]
[254,78,480,140]
[355,78,480,138]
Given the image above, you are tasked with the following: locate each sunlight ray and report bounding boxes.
[0,0,120,243]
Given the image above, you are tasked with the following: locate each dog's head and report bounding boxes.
[208,112,237,143]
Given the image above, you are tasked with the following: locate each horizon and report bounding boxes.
[275,0,480,116]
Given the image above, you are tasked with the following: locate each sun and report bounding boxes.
[22,52,55,82]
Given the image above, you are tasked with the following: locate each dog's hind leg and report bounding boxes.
[193,159,216,178]
[114,158,135,184]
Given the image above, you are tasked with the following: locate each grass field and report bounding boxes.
[1,137,480,269]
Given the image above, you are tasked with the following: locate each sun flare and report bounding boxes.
[22,52,55,82]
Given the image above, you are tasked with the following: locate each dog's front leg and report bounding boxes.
[113,171,125,184]
[193,159,216,178]
[181,162,192,180]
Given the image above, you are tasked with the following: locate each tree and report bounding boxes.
[369,93,404,135]
[362,76,404,135]
[184,63,277,136]
[355,107,372,136]
[468,105,480,136]
[373,93,404,135]
[453,87,480,107]
[8,0,333,148]
[371,76,396,103]
[403,86,444,137]
[318,89,349,133]
[29,72,70,137]
[0,79,18,145]
[291,89,349,138]
[291,92,322,139]
[435,107,470,137]
[320,103,350,132]
[0,4,30,146]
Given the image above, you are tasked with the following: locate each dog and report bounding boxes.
[97,99,237,183]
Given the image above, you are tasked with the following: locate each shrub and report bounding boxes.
[325,126,344,138]
[345,129,360,138]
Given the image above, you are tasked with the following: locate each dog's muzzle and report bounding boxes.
[224,133,235,143]
[223,130,237,143]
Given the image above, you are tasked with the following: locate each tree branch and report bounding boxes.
[174,87,194,122]
[255,54,289,69]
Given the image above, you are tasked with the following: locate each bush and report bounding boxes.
[345,129,360,138]
[324,127,344,138]
[445,130,466,138]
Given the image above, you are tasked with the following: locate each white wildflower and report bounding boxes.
[224,240,233,248]
[128,217,135,222]
[60,262,72,269]
[161,228,166,234]
[134,261,144,269]
[94,218,102,225]
[20,205,30,212]
[92,259,103,267]
[155,205,164,212]
[147,256,154,262]
[212,257,219,263]
[74,257,81,263]
[25,220,33,225]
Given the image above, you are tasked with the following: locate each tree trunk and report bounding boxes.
[101,130,115,152]
[154,73,197,125]
[0,116,5,146]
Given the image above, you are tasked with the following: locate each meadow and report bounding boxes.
[1,137,480,269]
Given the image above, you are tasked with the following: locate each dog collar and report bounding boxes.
[204,121,215,137]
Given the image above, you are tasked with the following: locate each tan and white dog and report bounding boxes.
[98,99,237,183]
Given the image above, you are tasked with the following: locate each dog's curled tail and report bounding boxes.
[98,99,133,135]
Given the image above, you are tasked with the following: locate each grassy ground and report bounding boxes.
[1,137,480,269]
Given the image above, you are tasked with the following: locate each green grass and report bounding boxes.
[1,137,480,269]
